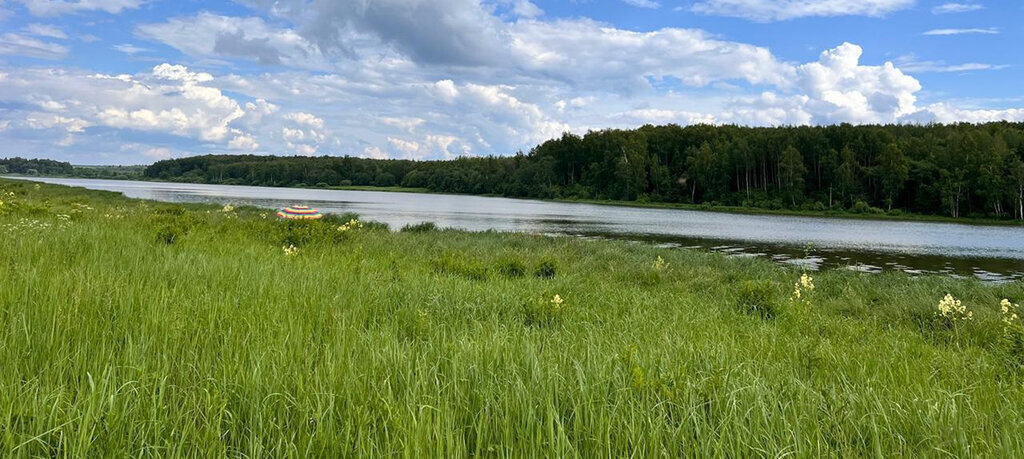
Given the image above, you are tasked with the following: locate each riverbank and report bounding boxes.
[30,172,1024,227]
[2,178,1024,455]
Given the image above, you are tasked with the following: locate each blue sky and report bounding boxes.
[0,0,1021,164]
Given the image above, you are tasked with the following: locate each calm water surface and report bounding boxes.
[19,177,1024,282]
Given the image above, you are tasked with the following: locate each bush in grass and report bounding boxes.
[495,258,527,278]
[736,280,779,319]
[534,257,557,279]
[151,211,200,245]
[430,254,489,281]
[274,218,363,247]
[401,221,438,233]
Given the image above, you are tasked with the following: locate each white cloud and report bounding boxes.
[691,0,913,21]
[0,32,68,59]
[112,43,149,54]
[507,19,793,89]
[0,64,248,146]
[362,146,389,159]
[509,0,543,18]
[3,1,1024,164]
[137,13,327,68]
[228,133,260,151]
[24,23,67,39]
[622,0,660,9]
[238,0,510,66]
[894,56,1007,73]
[142,147,175,160]
[923,28,999,35]
[932,3,984,14]
[283,112,325,129]
[15,0,145,16]
[791,43,921,123]
[920,104,1024,123]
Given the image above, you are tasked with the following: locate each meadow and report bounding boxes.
[1,178,1023,457]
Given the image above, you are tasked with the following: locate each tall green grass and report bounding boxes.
[1,179,1023,456]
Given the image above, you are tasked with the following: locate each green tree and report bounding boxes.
[778,145,806,206]
[685,142,716,203]
[1011,157,1024,220]
[878,142,909,210]
[834,146,860,207]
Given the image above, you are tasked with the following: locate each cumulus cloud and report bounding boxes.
[3,0,1024,163]
[507,19,793,90]
[0,64,253,148]
[137,13,326,69]
[691,0,914,21]
[238,0,510,66]
[792,43,920,123]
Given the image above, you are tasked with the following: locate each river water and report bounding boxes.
[17,177,1024,282]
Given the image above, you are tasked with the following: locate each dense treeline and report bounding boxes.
[144,122,1024,219]
[0,157,74,176]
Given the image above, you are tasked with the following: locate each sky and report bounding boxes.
[0,0,1021,165]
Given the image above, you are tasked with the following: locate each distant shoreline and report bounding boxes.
[13,173,1024,228]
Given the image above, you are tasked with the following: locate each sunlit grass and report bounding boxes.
[1,179,1023,456]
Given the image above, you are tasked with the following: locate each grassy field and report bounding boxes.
[1,178,1024,456]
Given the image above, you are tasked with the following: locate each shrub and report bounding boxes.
[151,212,199,245]
[534,257,557,279]
[736,280,779,319]
[430,254,489,281]
[402,222,438,233]
[496,258,527,278]
[274,219,350,247]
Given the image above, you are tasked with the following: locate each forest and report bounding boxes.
[142,122,1024,220]
[0,157,74,176]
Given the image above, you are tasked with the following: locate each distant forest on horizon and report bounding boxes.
[6,122,1024,220]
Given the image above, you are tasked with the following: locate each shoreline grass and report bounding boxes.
[2,178,1024,456]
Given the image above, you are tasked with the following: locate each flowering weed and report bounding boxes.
[523,294,566,326]
[936,293,972,323]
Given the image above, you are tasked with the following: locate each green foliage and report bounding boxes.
[534,256,557,278]
[273,219,349,247]
[495,257,527,278]
[736,280,780,318]
[401,221,439,233]
[430,253,490,281]
[0,157,73,175]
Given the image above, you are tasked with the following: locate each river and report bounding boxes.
[15,177,1024,282]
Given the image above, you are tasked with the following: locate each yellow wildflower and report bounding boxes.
[551,294,564,310]
[1002,299,1019,325]
[937,294,972,321]
[282,244,299,257]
